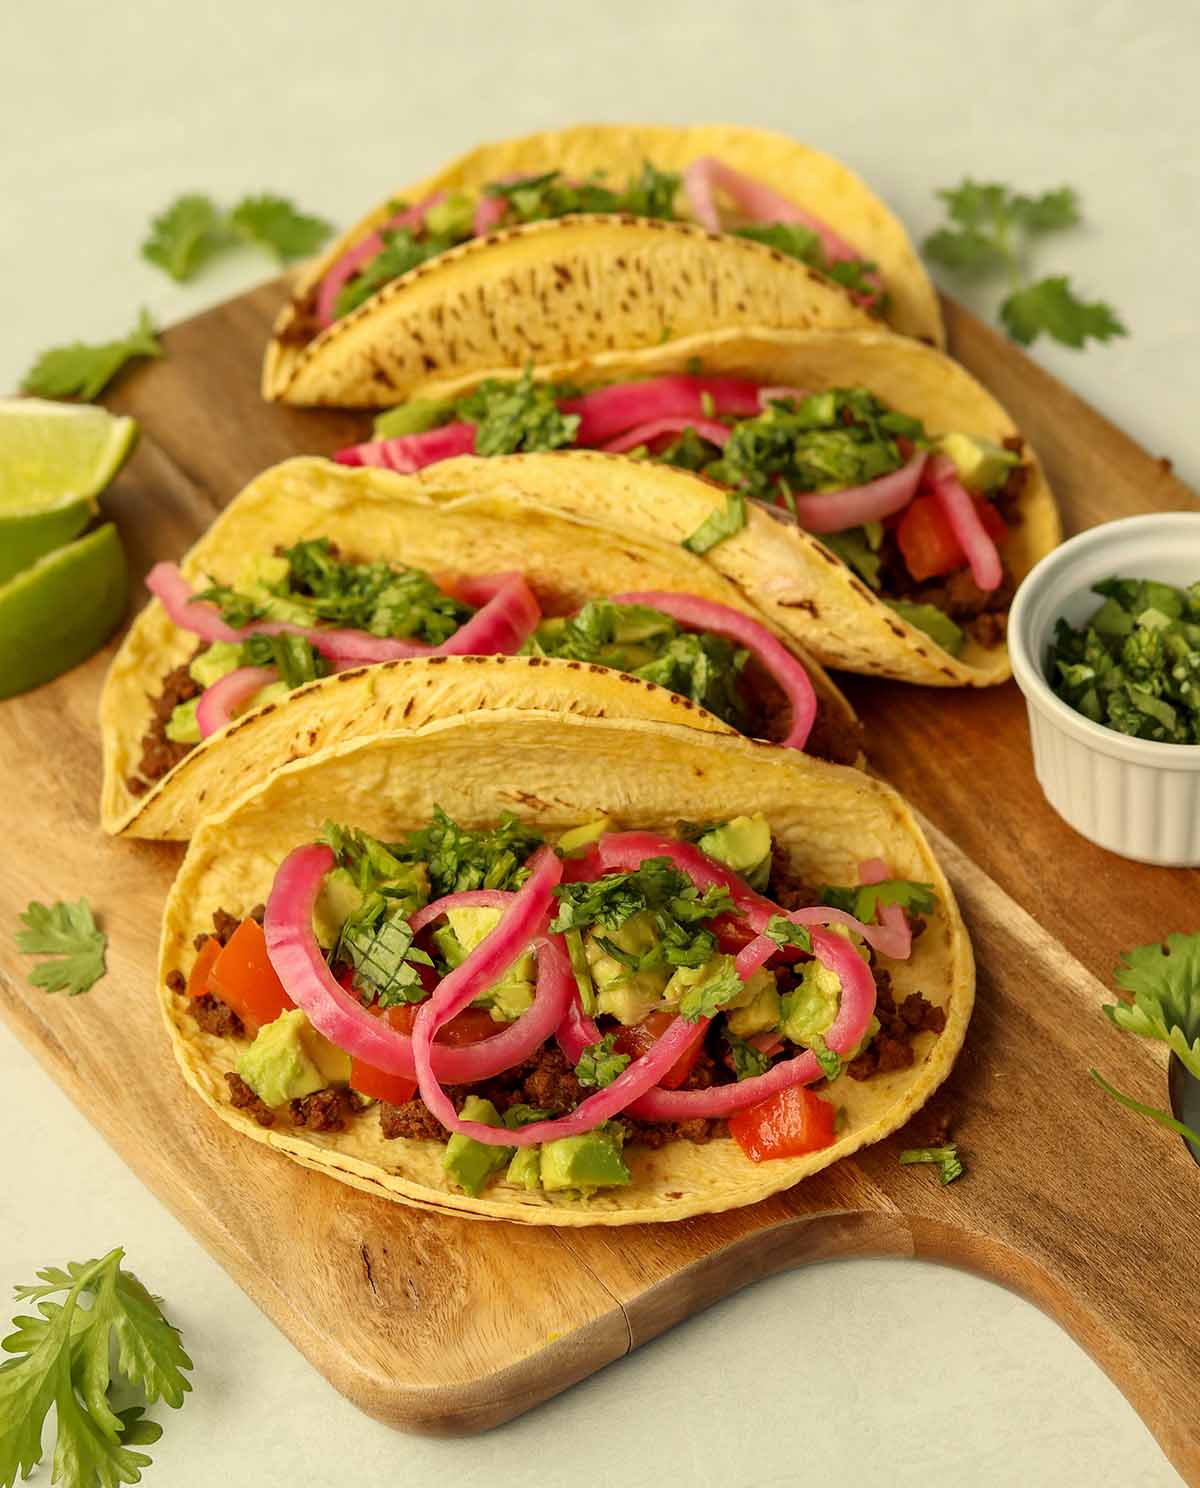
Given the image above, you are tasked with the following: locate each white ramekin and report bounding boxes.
[1008,512,1200,866]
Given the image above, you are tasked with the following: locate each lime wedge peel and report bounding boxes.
[0,522,128,699]
[0,400,138,583]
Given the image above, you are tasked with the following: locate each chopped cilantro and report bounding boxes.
[16,898,107,995]
[735,222,879,297]
[334,226,465,318]
[454,369,581,455]
[392,807,544,897]
[677,954,743,1021]
[900,1144,964,1184]
[682,491,747,554]
[527,600,749,727]
[818,879,936,924]
[240,632,327,689]
[726,1031,772,1081]
[575,1033,632,1089]
[763,916,814,956]
[1047,576,1200,744]
[21,308,163,402]
[485,165,680,223]
[924,179,1126,350]
[809,1034,843,1083]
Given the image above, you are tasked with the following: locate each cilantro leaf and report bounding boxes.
[227,194,332,261]
[677,954,743,1022]
[454,369,580,456]
[900,1144,964,1184]
[336,896,433,1006]
[1103,932,1200,1079]
[725,1032,771,1081]
[0,1249,192,1488]
[16,899,107,996]
[763,916,813,955]
[809,1033,843,1083]
[923,225,1008,274]
[575,1033,632,1089]
[21,309,163,402]
[141,194,227,281]
[682,491,747,554]
[1011,187,1080,231]
[818,879,935,926]
[1000,275,1127,348]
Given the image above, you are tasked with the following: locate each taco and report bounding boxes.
[100,456,861,839]
[159,712,973,1225]
[337,328,1061,684]
[264,123,942,408]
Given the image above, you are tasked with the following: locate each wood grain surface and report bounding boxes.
[1,284,1198,1475]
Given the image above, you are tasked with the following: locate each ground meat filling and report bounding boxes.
[846,968,946,1081]
[291,1088,362,1132]
[127,658,204,795]
[225,1072,274,1127]
[181,905,265,1040]
[739,658,865,767]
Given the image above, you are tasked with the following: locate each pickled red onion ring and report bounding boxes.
[473,194,509,236]
[195,666,277,739]
[682,157,879,292]
[560,375,763,444]
[334,421,476,472]
[555,993,602,1066]
[263,845,569,1084]
[315,192,446,329]
[783,453,927,534]
[626,927,875,1121]
[927,454,1003,592]
[600,417,731,454]
[856,856,912,961]
[608,590,817,751]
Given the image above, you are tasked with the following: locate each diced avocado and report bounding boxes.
[165,697,201,744]
[234,554,313,627]
[442,1095,512,1197]
[779,960,842,1047]
[312,867,365,950]
[506,1146,542,1191]
[189,640,243,688]
[373,398,457,440]
[725,969,781,1038]
[587,911,670,1025]
[247,679,288,710]
[235,1008,351,1108]
[539,1128,631,1193]
[444,907,536,1022]
[934,432,1019,493]
[557,816,613,856]
[886,601,964,657]
[423,190,475,239]
[699,813,773,890]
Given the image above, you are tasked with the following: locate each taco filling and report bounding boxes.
[286,158,882,345]
[172,809,941,1196]
[339,378,1030,655]
[127,538,838,797]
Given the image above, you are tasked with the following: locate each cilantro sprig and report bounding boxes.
[16,899,107,996]
[0,1248,192,1488]
[818,879,936,925]
[142,192,332,283]
[924,179,1126,349]
[575,1033,631,1089]
[1091,932,1200,1148]
[21,310,163,402]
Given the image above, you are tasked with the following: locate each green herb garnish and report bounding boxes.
[899,1145,964,1184]
[924,180,1126,349]
[455,369,581,456]
[575,1033,632,1089]
[143,192,332,283]
[16,899,107,995]
[682,491,747,554]
[0,1248,192,1488]
[818,879,936,924]
[1047,577,1200,744]
[21,309,163,402]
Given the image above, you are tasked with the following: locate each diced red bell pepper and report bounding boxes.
[208,918,294,1034]
[896,492,1006,582]
[729,1085,836,1163]
[616,1010,704,1090]
[185,936,222,999]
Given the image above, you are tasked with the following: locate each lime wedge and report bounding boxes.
[0,399,138,583]
[0,522,127,698]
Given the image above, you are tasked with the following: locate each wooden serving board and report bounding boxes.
[3,286,1200,1477]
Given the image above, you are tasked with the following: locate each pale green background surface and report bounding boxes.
[1,1,1197,1484]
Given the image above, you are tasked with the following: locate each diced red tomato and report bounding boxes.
[185,937,222,999]
[378,1001,500,1047]
[896,492,1006,582]
[349,1059,417,1105]
[616,1010,704,1090]
[729,1085,836,1163]
[208,919,294,1034]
